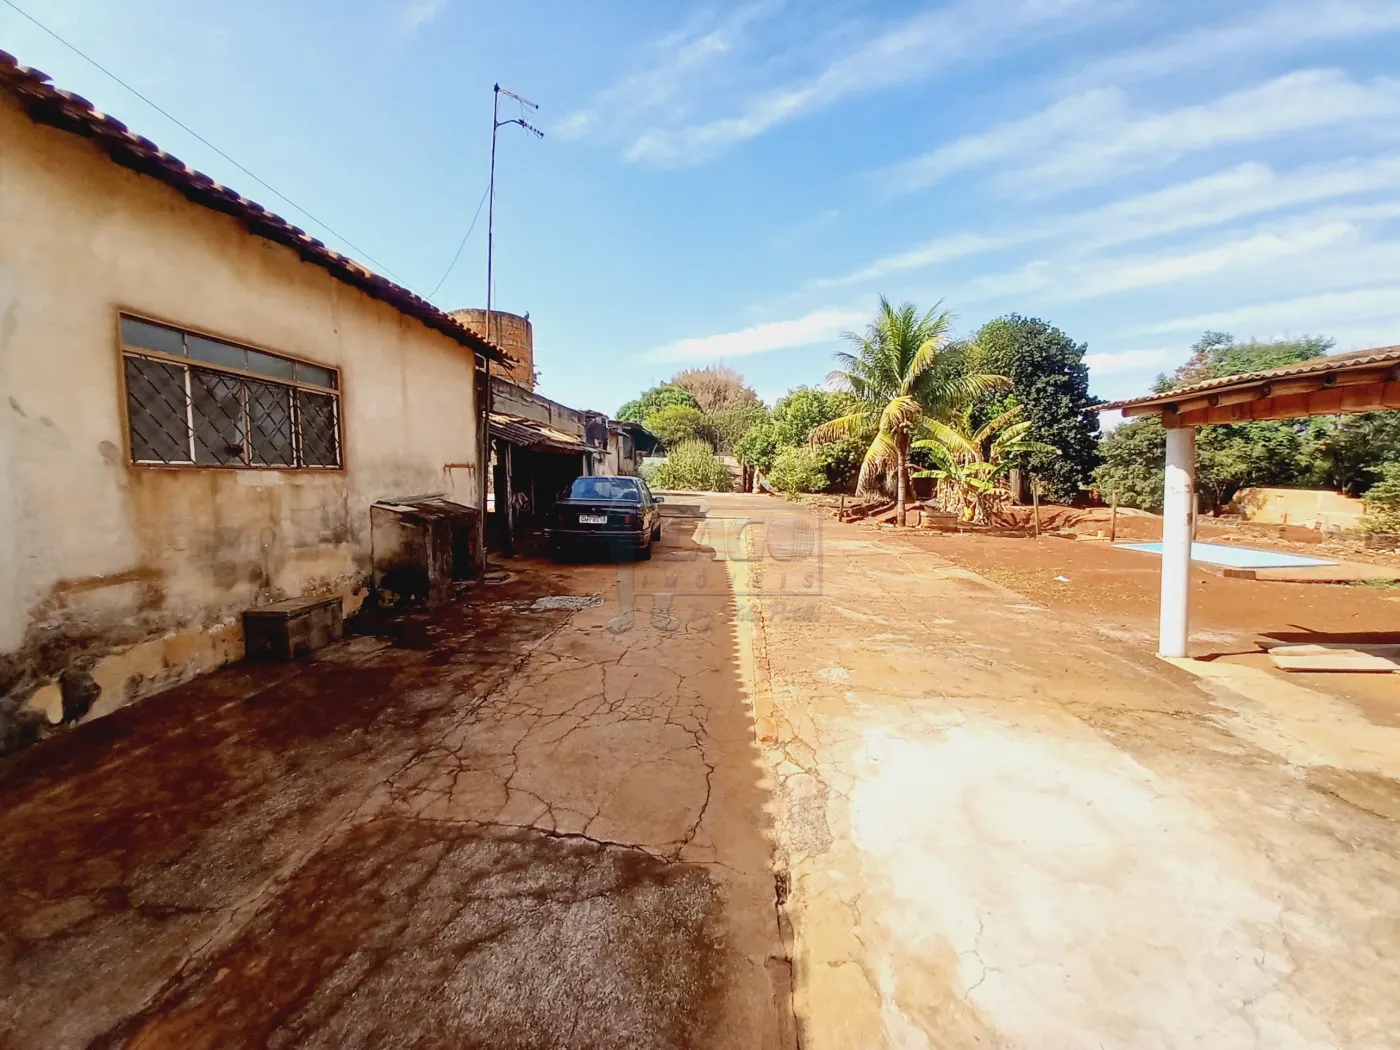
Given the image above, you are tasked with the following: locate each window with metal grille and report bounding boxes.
[120,315,341,469]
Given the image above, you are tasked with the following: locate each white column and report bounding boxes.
[1159,424,1196,658]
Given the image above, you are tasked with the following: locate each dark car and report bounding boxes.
[545,475,663,560]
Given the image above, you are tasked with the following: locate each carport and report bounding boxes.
[488,412,593,554]
[1103,345,1400,657]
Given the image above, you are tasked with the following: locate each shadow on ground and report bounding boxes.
[0,517,785,1049]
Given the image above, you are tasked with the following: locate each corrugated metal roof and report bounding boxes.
[0,49,508,365]
[1101,345,1400,411]
[489,413,589,454]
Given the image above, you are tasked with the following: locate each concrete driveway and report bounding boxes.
[5,492,1399,1049]
[0,514,791,1049]
[727,493,1400,1050]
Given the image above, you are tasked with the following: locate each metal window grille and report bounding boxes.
[120,317,340,469]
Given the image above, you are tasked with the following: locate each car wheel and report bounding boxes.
[652,523,662,542]
[635,540,653,561]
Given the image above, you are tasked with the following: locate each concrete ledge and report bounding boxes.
[1221,561,1400,584]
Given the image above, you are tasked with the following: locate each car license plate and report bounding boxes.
[579,514,608,525]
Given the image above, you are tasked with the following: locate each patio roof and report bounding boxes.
[489,413,590,455]
[1101,345,1400,427]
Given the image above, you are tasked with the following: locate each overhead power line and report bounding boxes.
[426,180,490,302]
[0,0,412,287]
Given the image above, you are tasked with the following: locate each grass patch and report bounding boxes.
[1348,578,1400,589]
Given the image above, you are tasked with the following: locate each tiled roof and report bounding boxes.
[1101,345,1400,411]
[0,49,507,364]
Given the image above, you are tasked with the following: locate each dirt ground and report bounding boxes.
[729,492,1400,1049]
[897,527,1400,721]
[0,518,791,1050]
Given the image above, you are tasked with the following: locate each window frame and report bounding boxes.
[116,312,345,472]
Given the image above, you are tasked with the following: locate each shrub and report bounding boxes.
[644,405,720,450]
[652,441,733,492]
[768,446,829,499]
[1362,462,1400,533]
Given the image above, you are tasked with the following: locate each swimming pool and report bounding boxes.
[1115,541,1337,569]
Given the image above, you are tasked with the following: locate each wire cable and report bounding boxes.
[426,180,490,302]
[0,0,412,287]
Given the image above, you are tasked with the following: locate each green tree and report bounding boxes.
[969,315,1101,502]
[1095,416,1306,512]
[1155,331,1332,391]
[735,386,863,489]
[1362,463,1400,533]
[811,298,1005,526]
[708,401,768,453]
[643,404,719,450]
[768,446,829,499]
[1094,417,1167,511]
[652,440,733,492]
[1304,413,1400,496]
[616,384,699,423]
[1196,422,1306,508]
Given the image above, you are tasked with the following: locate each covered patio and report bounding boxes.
[1102,345,1400,657]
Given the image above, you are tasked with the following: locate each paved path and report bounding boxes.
[723,494,1400,1050]
[0,517,790,1049]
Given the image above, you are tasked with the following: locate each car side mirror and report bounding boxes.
[654,495,665,503]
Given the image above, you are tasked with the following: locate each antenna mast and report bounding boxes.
[480,83,542,571]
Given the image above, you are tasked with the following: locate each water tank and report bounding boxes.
[451,308,535,389]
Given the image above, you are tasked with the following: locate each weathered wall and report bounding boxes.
[0,95,481,729]
[454,309,535,388]
[490,377,636,476]
[491,375,587,434]
[1229,487,1365,530]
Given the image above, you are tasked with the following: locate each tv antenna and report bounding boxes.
[486,84,543,349]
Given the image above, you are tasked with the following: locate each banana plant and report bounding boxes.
[912,404,1057,524]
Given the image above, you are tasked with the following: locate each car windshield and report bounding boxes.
[568,477,640,502]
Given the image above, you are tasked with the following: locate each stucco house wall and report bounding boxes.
[0,93,482,724]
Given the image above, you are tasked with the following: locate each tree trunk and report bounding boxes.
[896,445,908,527]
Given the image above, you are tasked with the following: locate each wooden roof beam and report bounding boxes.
[1174,379,1400,426]
[1125,366,1399,418]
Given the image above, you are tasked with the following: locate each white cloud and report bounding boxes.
[820,154,1400,288]
[950,220,1362,305]
[644,307,864,362]
[556,2,780,144]
[1070,0,1400,89]
[401,0,448,32]
[890,70,1400,197]
[1136,285,1400,341]
[942,204,1400,309]
[573,0,1114,165]
[1084,348,1177,374]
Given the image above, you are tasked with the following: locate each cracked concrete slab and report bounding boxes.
[0,520,792,1049]
[724,494,1400,1050]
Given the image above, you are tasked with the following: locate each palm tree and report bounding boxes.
[811,298,1006,526]
[912,403,1057,524]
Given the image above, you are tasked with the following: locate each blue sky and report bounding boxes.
[6,0,1400,413]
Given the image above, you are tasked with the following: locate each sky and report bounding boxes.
[5,0,1400,413]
